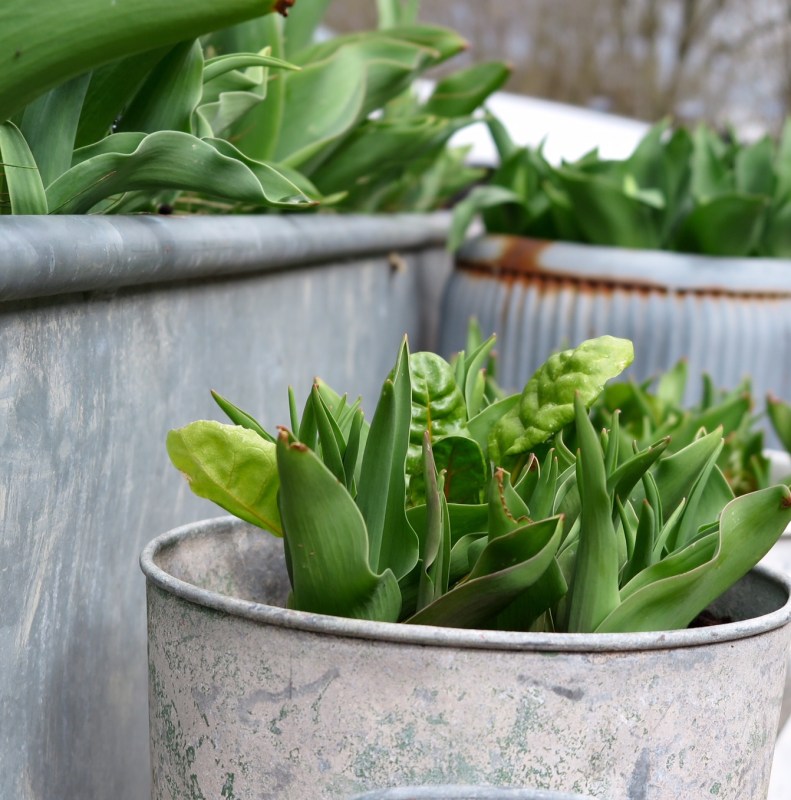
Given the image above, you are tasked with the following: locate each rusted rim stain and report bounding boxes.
[457,236,791,299]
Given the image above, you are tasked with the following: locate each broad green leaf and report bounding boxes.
[489,336,634,462]
[735,136,775,197]
[21,73,91,187]
[487,468,531,541]
[449,185,524,251]
[553,167,663,249]
[762,201,791,258]
[276,432,402,622]
[283,0,333,57]
[407,516,564,628]
[311,385,347,485]
[312,114,469,196]
[495,559,568,632]
[297,25,464,68]
[221,15,286,162]
[207,137,322,203]
[448,533,488,585]
[75,47,171,148]
[768,394,791,454]
[656,359,688,408]
[47,131,314,214]
[676,194,767,256]
[597,485,791,632]
[462,334,497,418]
[486,113,520,163]
[211,391,275,443]
[0,0,291,123]
[203,52,300,82]
[690,125,733,200]
[407,502,489,547]
[0,122,47,214]
[419,435,487,505]
[356,339,419,579]
[423,62,510,118]
[607,438,669,506]
[377,0,421,28]
[416,434,452,611]
[566,394,621,632]
[467,394,520,459]
[654,390,750,452]
[646,428,725,516]
[620,119,670,192]
[275,46,367,168]
[167,421,281,535]
[528,451,560,521]
[407,351,469,495]
[119,40,204,134]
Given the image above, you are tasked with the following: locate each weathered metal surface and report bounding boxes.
[0,215,451,800]
[349,787,597,799]
[0,213,451,301]
[762,450,791,733]
[142,517,791,800]
[440,236,791,421]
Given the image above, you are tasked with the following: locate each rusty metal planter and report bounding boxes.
[141,516,791,800]
[440,236,791,412]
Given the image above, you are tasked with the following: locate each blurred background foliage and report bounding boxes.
[327,0,791,137]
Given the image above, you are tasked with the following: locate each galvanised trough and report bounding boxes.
[141,515,791,800]
[440,236,791,418]
[0,213,450,800]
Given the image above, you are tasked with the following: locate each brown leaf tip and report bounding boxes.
[782,495,791,509]
[275,0,296,16]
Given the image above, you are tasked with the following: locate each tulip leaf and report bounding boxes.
[566,394,621,632]
[210,391,275,443]
[407,516,564,628]
[596,485,791,632]
[423,61,510,118]
[167,421,282,535]
[676,193,768,256]
[20,73,91,187]
[0,121,48,214]
[356,339,420,579]
[47,131,314,213]
[768,394,791,454]
[276,432,402,622]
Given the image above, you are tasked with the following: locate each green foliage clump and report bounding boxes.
[0,1,508,215]
[451,118,791,257]
[168,325,791,634]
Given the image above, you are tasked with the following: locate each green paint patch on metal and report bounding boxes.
[710,782,721,795]
[221,772,236,799]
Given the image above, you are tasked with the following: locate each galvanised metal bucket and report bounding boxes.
[141,517,791,800]
[440,236,791,412]
[350,788,597,799]
[762,450,791,733]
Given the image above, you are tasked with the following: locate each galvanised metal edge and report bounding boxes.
[350,788,595,799]
[0,213,450,302]
[140,515,791,654]
[457,235,791,295]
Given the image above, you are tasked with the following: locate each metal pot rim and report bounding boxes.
[456,235,791,295]
[140,515,791,653]
[349,787,595,799]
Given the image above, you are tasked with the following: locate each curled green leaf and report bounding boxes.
[489,336,634,463]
